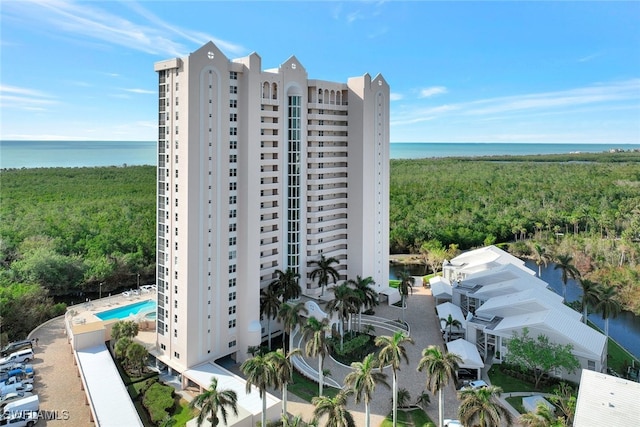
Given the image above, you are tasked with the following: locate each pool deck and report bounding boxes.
[66,292,158,350]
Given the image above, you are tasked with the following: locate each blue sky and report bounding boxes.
[1,0,639,143]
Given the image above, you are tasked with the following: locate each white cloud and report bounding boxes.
[419,86,448,98]
[124,88,156,95]
[5,0,245,58]
[390,93,404,101]
[0,85,57,110]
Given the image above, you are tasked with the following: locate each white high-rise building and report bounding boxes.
[154,41,389,373]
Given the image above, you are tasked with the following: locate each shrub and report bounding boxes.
[142,382,175,423]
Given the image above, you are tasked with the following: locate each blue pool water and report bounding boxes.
[96,299,156,321]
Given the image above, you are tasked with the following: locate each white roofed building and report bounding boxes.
[445,245,608,384]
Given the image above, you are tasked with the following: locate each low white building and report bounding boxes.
[446,245,608,383]
[574,369,640,426]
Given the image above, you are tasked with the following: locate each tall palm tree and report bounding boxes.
[397,271,414,323]
[240,354,275,427]
[302,316,331,396]
[189,377,239,427]
[531,243,552,278]
[440,314,462,342]
[348,275,378,332]
[594,284,621,338]
[344,353,390,427]
[417,345,462,427]
[312,389,356,427]
[277,301,308,353]
[326,283,358,350]
[375,331,415,427]
[458,385,513,427]
[271,268,302,302]
[554,254,580,302]
[267,348,301,417]
[260,283,282,350]
[309,255,340,297]
[578,278,601,324]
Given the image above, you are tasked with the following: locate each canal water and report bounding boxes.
[390,261,640,359]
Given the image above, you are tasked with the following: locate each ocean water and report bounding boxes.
[1,140,639,169]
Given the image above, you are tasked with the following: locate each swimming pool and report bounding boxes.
[96,299,156,321]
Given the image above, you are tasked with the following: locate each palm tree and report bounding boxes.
[312,389,355,427]
[271,268,302,302]
[344,353,389,427]
[302,316,331,396]
[240,353,275,427]
[277,302,309,352]
[578,278,601,324]
[554,254,580,302]
[348,275,378,332]
[260,284,282,350]
[266,348,301,417]
[594,284,621,339]
[415,391,431,411]
[309,255,340,297]
[440,314,462,342]
[417,345,462,427]
[397,271,414,323]
[520,401,567,427]
[396,388,411,409]
[281,414,310,427]
[458,385,513,427]
[375,331,415,427]
[190,377,239,427]
[326,283,358,350]
[125,342,148,376]
[531,243,552,278]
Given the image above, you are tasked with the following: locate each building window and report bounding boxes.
[230,154,237,163]
[229,278,236,287]
[230,99,237,108]
[228,306,236,314]
[230,168,237,177]
[229,223,237,232]
[174,352,180,358]
[229,195,237,205]
[229,182,237,191]
[230,113,237,122]
[229,319,236,328]
[175,82,179,91]
[229,264,236,273]
[230,127,237,136]
[174,329,177,337]
[228,340,236,348]
[229,209,237,218]
[587,360,596,370]
[229,251,236,260]
[229,292,236,301]
[230,140,237,150]
[230,71,237,80]
[230,85,237,94]
[175,97,179,106]
[229,236,236,246]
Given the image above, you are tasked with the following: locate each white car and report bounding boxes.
[444,420,463,427]
[461,379,488,390]
[0,392,33,410]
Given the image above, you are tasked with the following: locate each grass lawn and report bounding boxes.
[288,370,339,403]
[505,396,525,414]
[380,408,435,427]
[171,397,196,427]
[487,366,555,394]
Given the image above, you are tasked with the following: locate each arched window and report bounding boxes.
[330,90,335,105]
[262,82,270,99]
[336,91,342,105]
[324,89,330,104]
[272,83,278,100]
[318,88,323,103]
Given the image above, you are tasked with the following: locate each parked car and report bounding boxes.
[0,343,32,359]
[0,376,33,388]
[461,379,488,390]
[1,395,39,421]
[0,383,33,396]
[0,393,33,411]
[0,351,34,367]
[0,410,39,427]
[444,420,463,427]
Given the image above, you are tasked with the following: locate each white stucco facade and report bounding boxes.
[153,41,390,373]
